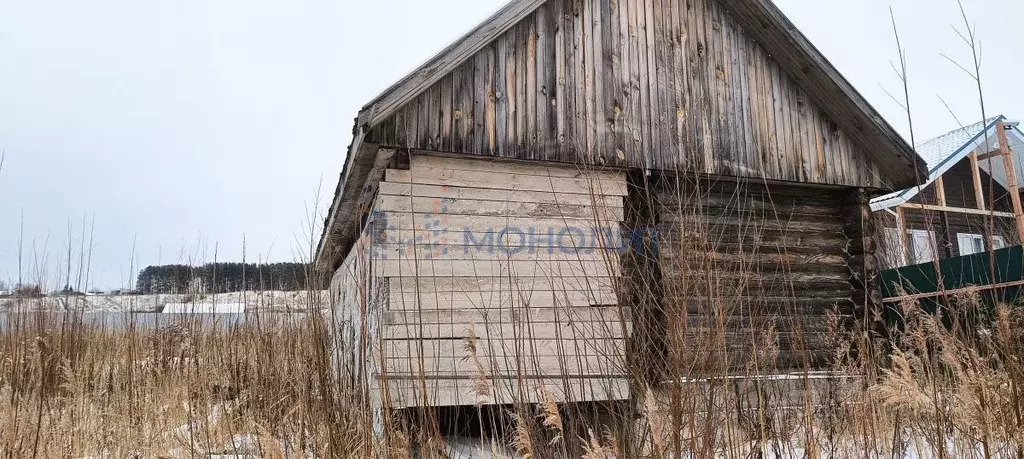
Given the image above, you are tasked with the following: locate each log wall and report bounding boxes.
[652,175,856,372]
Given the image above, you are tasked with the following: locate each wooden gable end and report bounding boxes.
[364,0,899,189]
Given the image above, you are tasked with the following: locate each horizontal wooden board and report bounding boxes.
[375,376,630,407]
[375,227,626,251]
[377,182,625,207]
[381,337,626,359]
[660,269,851,285]
[658,215,843,233]
[379,258,615,278]
[380,321,630,340]
[381,351,622,364]
[662,248,846,266]
[658,240,849,257]
[385,169,629,196]
[675,314,830,331]
[655,192,843,210]
[375,244,619,263]
[378,354,625,377]
[385,289,619,310]
[667,297,855,315]
[655,197,847,217]
[382,305,626,325]
[387,279,617,297]
[375,195,625,220]
[655,227,849,247]
[659,212,845,227]
[374,211,621,231]
[410,154,627,181]
[672,331,832,354]
[384,295,615,310]
[387,276,618,293]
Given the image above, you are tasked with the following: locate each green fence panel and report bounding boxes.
[879,245,1024,314]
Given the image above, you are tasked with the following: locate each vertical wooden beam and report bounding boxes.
[970,151,986,210]
[934,176,947,206]
[996,120,1024,243]
[843,188,881,333]
[932,177,951,257]
[895,206,910,264]
[939,211,954,259]
[623,170,665,386]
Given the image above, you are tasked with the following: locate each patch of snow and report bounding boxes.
[444,436,521,459]
[161,302,245,314]
[0,290,327,314]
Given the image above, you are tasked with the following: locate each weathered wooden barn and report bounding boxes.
[316,0,927,410]
[872,116,1024,268]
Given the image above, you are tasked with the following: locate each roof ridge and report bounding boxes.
[916,115,1003,149]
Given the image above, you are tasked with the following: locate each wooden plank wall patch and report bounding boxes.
[369,154,630,407]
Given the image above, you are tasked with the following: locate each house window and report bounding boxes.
[907,229,937,264]
[958,233,985,255]
[883,228,936,266]
[883,228,906,267]
[958,233,1007,255]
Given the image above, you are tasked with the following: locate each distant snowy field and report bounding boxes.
[0,291,326,314]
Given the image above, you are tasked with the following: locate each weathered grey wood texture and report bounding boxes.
[366,0,898,189]
[366,154,631,408]
[651,175,856,371]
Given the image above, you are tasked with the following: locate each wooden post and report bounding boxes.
[623,170,665,386]
[934,176,947,206]
[843,189,881,334]
[996,120,1024,243]
[895,206,910,264]
[939,211,954,259]
[970,151,986,210]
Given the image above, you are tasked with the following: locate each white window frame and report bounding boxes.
[957,233,986,256]
[884,228,937,266]
[883,227,907,267]
[958,233,1007,255]
[906,229,937,265]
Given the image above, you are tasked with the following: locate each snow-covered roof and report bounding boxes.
[871,116,1024,211]
[916,117,1001,170]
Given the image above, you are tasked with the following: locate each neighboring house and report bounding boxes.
[315,0,926,412]
[872,117,1024,268]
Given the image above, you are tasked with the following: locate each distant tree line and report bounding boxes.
[136,262,314,294]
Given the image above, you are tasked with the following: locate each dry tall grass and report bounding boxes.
[4,292,1022,457]
[0,300,365,457]
[5,174,1024,458]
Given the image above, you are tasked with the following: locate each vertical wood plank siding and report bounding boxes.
[367,0,888,189]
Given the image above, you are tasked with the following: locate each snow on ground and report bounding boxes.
[0,291,327,314]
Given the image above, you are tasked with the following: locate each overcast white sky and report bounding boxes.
[0,0,1020,289]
